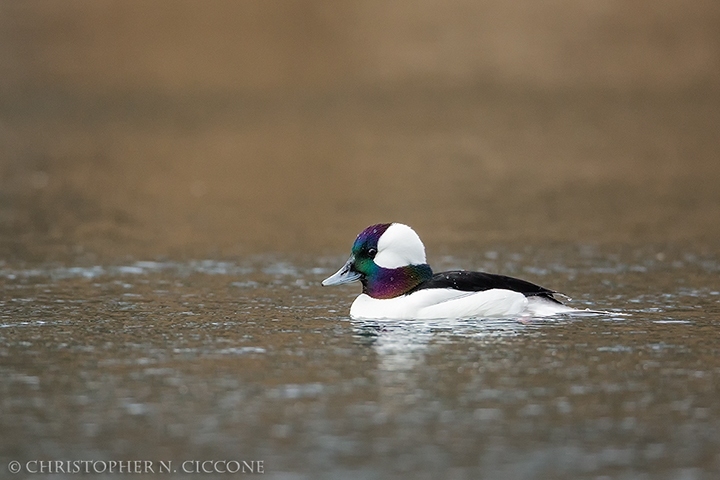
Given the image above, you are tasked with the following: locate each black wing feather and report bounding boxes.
[410,270,562,304]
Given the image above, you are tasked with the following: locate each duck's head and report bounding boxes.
[322,223,433,299]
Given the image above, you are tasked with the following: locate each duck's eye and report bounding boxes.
[367,248,377,259]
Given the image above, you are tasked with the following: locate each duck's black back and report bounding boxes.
[409,270,562,304]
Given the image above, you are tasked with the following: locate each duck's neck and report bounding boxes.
[362,264,433,299]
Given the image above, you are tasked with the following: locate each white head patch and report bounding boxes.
[373,223,427,269]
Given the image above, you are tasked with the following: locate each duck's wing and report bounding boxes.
[410,270,562,304]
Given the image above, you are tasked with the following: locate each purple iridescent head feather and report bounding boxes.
[361,263,433,299]
[352,223,392,255]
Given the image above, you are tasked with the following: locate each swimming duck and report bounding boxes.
[322,223,574,319]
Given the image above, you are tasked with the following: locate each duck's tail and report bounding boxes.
[525,296,623,318]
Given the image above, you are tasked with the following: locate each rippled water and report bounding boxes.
[2,246,719,479]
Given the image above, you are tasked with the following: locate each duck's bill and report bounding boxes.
[321,257,362,286]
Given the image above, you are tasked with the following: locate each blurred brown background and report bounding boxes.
[1,0,719,262]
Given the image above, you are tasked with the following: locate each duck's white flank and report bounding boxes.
[349,288,575,320]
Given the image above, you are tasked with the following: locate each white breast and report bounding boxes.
[349,288,531,320]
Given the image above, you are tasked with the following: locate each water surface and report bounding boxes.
[2,246,719,479]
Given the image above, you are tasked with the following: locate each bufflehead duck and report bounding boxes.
[322,223,575,319]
